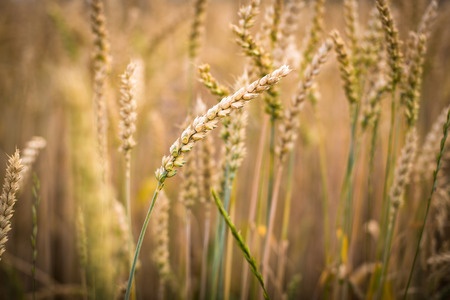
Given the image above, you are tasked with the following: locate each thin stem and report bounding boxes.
[266,116,277,224]
[125,179,165,300]
[380,91,397,254]
[365,117,380,262]
[315,112,331,266]
[185,209,192,300]
[241,115,269,300]
[124,152,136,300]
[262,165,284,296]
[338,103,360,299]
[212,164,231,299]
[376,208,398,300]
[212,189,270,300]
[224,197,236,300]
[403,106,450,299]
[199,205,211,300]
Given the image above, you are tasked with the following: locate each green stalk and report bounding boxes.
[125,179,165,300]
[379,91,398,254]
[376,208,398,300]
[224,195,236,300]
[124,152,136,300]
[199,205,211,300]
[339,104,360,252]
[266,116,276,223]
[241,115,269,300]
[212,190,270,300]
[211,164,231,299]
[365,117,380,262]
[338,103,360,299]
[281,153,295,242]
[185,209,192,300]
[403,107,450,299]
[31,174,41,300]
[314,111,331,267]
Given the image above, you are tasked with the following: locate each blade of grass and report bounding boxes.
[212,189,270,300]
[403,106,450,299]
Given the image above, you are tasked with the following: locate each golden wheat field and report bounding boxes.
[1,0,450,299]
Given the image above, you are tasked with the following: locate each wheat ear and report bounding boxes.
[0,150,23,260]
[376,0,403,89]
[155,65,291,182]
[90,0,111,180]
[21,137,46,183]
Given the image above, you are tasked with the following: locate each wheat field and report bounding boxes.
[1,0,450,299]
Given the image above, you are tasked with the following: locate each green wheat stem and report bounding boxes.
[315,110,331,267]
[124,152,136,300]
[281,152,295,242]
[212,189,270,300]
[211,163,231,299]
[31,174,41,300]
[185,209,192,300]
[339,103,360,253]
[338,102,360,299]
[266,116,277,224]
[403,106,450,299]
[379,90,398,253]
[376,207,398,300]
[365,116,380,262]
[125,179,165,300]
[199,204,211,300]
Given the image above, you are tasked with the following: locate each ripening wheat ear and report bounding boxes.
[376,0,403,89]
[189,0,208,61]
[155,65,291,182]
[90,0,111,180]
[125,65,291,300]
[299,0,325,73]
[277,39,332,163]
[331,30,359,105]
[0,150,23,260]
[21,136,46,183]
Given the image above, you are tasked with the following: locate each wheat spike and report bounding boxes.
[155,65,291,182]
[278,39,332,162]
[0,150,23,260]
